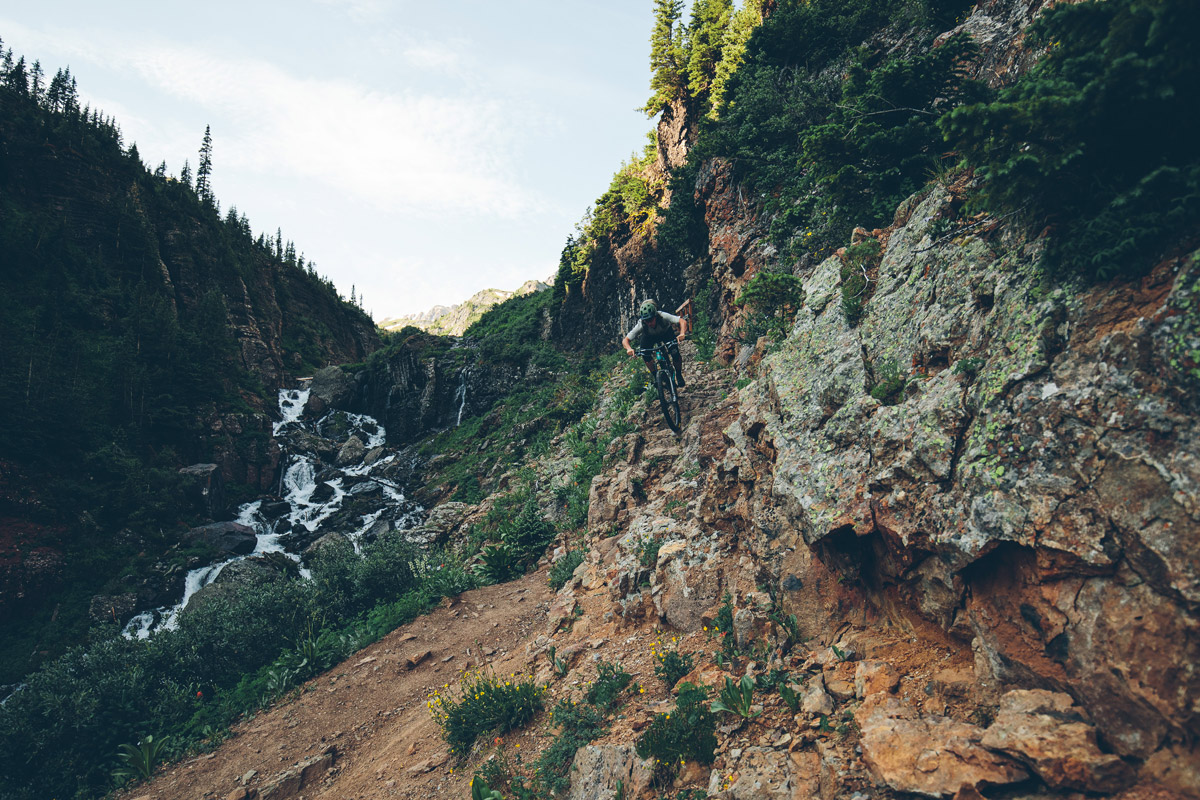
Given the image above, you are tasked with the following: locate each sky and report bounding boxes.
[0,1,660,319]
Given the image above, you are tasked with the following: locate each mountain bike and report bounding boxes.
[637,341,683,433]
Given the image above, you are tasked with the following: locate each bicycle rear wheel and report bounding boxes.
[656,369,682,433]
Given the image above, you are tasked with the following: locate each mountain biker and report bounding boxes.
[622,300,688,388]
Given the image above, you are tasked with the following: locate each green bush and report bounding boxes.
[736,271,805,341]
[635,682,718,773]
[869,357,907,405]
[941,0,1200,279]
[535,700,608,795]
[585,660,633,710]
[651,638,695,690]
[710,674,761,719]
[428,669,546,757]
[840,239,881,327]
[549,549,586,592]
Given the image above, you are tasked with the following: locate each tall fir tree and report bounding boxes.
[686,0,734,105]
[180,158,192,188]
[644,0,687,116]
[196,125,214,205]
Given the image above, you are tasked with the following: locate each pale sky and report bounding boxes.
[0,1,659,318]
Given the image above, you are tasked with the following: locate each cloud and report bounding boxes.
[2,19,542,219]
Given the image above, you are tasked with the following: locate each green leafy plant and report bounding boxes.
[113,734,169,783]
[476,541,520,584]
[547,646,569,678]
[869,357,907,405]
[710,675,761,720]
[840,239,881,327]
[471,774,507,800]
[427,669,545,757]
[637,534,664,569]
[635,682,718,779]
[586,661,632,710]
[535,699,608,795]
[549,548,586,592]
[779,682,802,713]
[736,271,805,341]
[651,637,695,690]
[952,357,984,378]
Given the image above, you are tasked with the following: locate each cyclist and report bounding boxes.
[622,300,689,388]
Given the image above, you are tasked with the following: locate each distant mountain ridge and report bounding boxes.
[379,278,551,336]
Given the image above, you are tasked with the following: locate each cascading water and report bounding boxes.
[122,384,422,640]
[454,368,470,427]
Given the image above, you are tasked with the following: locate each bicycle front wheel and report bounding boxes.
[656,369,682,434]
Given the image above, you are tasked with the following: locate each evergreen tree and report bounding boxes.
[7,56,28,95]
[154,160,167,178]
[708,0,765,118]
[350,285,356,305]
[179,159,192,188]
[644,0,687,116]
[196,125,213,205]
[29,59,43,102]
[686,0,734,104]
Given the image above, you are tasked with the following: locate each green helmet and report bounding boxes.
[639,300,658,320]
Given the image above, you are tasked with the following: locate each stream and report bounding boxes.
[122,385,423,639]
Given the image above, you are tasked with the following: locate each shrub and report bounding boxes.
[535,699,608,795]
[549,548,586,592]
[840,239,882,327]
[428,669,545,756]
[651,638,695,690]
[941,0,1200,279]
[585,661,632,710]
[869,357,907,405]
[635,682,718,774]
[736,271,805,341]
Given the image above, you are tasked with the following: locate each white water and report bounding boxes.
[454,369,469,427]
[122,386,419,640]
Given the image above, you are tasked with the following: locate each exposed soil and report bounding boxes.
[120,570,555,800]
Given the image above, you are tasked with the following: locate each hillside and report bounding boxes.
[379,280,551,337]
[0,51,379,683]
[2,0,1198,798]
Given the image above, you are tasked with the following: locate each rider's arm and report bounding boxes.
[677,316,689,341]
[622,335,636,356]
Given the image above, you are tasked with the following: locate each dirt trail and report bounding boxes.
[123,570,554,800]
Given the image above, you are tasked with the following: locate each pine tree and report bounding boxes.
[686,0,733,104]
[644,0,687,116]
[350,285,356,305]
[7,56,28,95]
[180,159,192,188]
[29,60,43,103]
[196,125,213,205]
[708,0,765,118]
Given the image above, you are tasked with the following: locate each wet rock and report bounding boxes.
[857,697,1028,797]
[178,463,225,519]
[88,592,139,625]
[185,521,257,555]
[258,499,291,519]
[336,435,365,466]
[566,744,652,800]
[307,366,356,412]
[980,689,1134,792]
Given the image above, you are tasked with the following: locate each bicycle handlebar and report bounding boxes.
[634,341,679,357]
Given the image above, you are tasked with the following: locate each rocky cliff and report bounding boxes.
[380,280,551,337]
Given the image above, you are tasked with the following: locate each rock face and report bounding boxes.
[857,698,1029,797]
[732,184,1200,760]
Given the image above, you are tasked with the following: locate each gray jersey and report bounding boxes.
[626,311,682,345]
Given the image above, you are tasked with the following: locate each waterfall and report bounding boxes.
[454,368,470,427]
[121,383,422,640]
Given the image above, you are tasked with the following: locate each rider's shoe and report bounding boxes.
[677,377,687,389]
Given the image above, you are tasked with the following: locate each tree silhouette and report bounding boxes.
[196,125,213,205]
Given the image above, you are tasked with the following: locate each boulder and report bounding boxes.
[857,698,1028,797]
[855,660,901,699]
[566,745,652,800]
[336,435,365,466]
[186,521,257,555]
[178,463,225,519]
[307,366,356,411]
[980,689,1134,793]
[706,746,821,800]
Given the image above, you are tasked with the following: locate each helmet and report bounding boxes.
[639,300,658,320]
